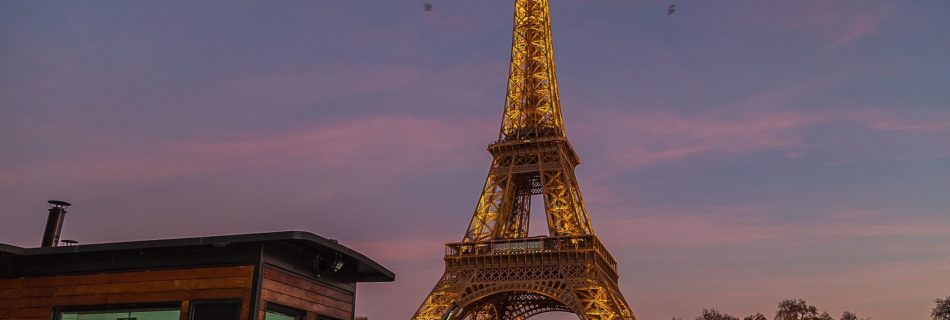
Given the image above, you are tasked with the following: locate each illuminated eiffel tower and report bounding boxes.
[411,0,636,319]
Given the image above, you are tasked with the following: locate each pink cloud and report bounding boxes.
[566,75,845,173]
[575,109,826,171]
[828,9,891,48]
[598,206,950,249]
[730,2,892,49]
[571,91,949,175]
[861,114,950,133]
[348,236,455,263]
[0,46,91,98]
[215,65,422,103]
[599,212,781,248]
[0,115,494,186]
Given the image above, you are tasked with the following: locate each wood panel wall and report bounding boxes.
[0,265,254,320]
[259,268,354,320]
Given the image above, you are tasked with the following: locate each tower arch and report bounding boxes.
[458,290,576,320]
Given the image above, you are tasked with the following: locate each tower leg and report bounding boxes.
[572,280,635,320]
[413,274,462,320]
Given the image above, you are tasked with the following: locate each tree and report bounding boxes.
[775,299,818,320]
[934,296,950,320]
[775,299,833,320]
[697,308,739,320]
[840,311,861,320]
[744,313,768,320]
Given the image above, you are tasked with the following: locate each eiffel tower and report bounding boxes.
[412,0,636,319]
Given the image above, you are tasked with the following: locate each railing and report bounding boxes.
[488,136,564,148]
[444,235,617,272]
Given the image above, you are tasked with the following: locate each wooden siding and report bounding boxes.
[0,265,254,320]
[259,268,354,320]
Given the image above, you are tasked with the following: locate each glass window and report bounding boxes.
[59,309,180,320]
[264,303,303,320]
[189,300,242,320]
[264,310,297,320]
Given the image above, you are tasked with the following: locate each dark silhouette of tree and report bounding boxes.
[697,309,739,320]
[744,313,768,320]
[934,296,950,320]
[775,299,817,320]
[775,299,833,320]
[840,311,868,320]
[677,299,867,320]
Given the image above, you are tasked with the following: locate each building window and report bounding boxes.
[264,303,304,320]
[316,316,342,320]
[189,300,242,320]
[59,308,180,320]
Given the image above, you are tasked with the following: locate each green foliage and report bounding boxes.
[934,296,950,320]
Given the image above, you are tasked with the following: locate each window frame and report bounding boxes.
[187,299,244,320]
[55,303,182,320]
[264,302,306,320]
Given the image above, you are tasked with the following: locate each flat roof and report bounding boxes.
[0,231,394,282]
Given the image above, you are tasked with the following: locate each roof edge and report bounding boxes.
[6,231,394,282]
[0,243,25,255]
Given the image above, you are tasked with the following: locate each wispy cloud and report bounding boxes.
[600,207,950,249]
[858,110,950,133]
[827,9,892,48]
[730,2,893,49]
[0,115,493,185]
[579,110,823,170]
[214,65,423,103]
[572,102,950,176]
[348,236,456,263]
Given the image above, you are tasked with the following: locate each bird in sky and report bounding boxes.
[424,3,433,12]
[667,4,677,15]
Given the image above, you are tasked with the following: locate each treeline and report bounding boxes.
[673,295,950,320]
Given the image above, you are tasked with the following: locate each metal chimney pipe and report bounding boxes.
[41,200,71,247]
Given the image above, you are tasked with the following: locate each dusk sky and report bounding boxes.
[2,1,949,319]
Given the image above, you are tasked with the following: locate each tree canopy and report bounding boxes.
[775,299,821,320]
[696,308,739,320]
[743,313,767,320]
[682,299,869,320]
[934,296,950,320]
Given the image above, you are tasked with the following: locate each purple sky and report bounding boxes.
[2,1,949,319]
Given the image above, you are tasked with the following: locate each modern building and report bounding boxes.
[0,202,394,320]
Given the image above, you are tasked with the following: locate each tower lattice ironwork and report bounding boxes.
[412,1,636,319]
